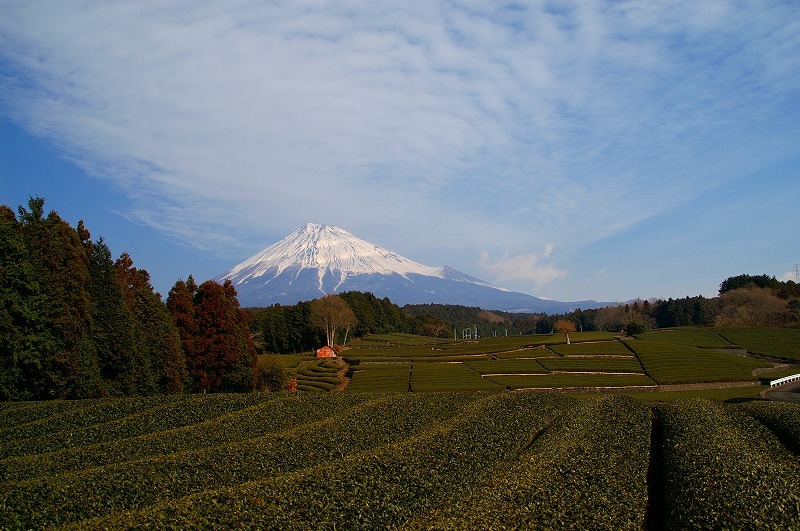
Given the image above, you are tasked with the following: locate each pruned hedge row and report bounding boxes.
[657,399,800,529]
[626,340,767,384]
[67,392,571,529]
[739,400,800,455]
[0,392,276,460]
[1,393,798,529]
[0,393,370,482]
[1,393,483,528]
[403,395,652,530]
[719,328,800,361]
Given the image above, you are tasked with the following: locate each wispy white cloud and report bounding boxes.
[1,0,798,297]
[478,246,567,291]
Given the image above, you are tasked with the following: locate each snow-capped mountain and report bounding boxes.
[215,223,606,312]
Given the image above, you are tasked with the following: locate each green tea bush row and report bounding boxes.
[346,363,411,392]
[538,356,644,373]
[0,393,373,482]
[0,394,173,444]
[485,373,656,390]
[1,393,484,529]
[410,363,500,391]
[548,340,631,356]
[74,392,570,529]
[627,340,766,384]
[404,395,652,530]
[738,400,800,455]
[494,347,558,359]
[0,399,93,430]
[718,328,800,361]
[642,328,737,348]
[657,398,800,528]
[465,358,548,375]
[0,392,276,460]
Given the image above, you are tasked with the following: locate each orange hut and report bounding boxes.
[316,345,336,358]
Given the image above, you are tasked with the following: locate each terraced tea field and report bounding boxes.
[1,392,798,528]
[326,328,792,393]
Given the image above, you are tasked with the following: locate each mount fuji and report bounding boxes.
[215,223,606,313]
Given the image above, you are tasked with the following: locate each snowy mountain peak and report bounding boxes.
[220,223,443,285]
[215,224,608,311]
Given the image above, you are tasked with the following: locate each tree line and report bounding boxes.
[0,198,257,400]
[539,275,800,334]
[250,275,800,354]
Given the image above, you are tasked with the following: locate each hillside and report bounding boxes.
[278,327,800,394]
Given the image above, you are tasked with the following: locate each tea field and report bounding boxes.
[1,392,798,529]
[320,327,795,393]
[2,327,799,528]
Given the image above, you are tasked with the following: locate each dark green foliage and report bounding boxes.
[627,321,646,335]
[0,198,101,400]
[651,296,717,328]
[115,254,188,395]
[340,291,408,335]
[719,275,782,295]
[657,399,800,528]
[254,357,289,391]
[248,301,323,354]
[405,303,545,336]
[0,205,31,400]
[1,392,798,529]
[740,400,800,455]
[0,198,188,400]
[87,239,136,395]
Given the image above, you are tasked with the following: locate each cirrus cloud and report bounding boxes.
[1,0,798,301]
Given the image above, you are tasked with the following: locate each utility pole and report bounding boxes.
[794,264,800,284]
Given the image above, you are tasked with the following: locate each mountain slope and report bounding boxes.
[215,224,606,312]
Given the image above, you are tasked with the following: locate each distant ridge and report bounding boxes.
[215,223,609,312]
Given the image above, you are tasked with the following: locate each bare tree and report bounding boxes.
[554,319,577,345]
[309,294,357,348]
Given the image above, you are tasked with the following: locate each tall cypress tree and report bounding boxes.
[87,239,136,395]
[136,283,186,394]
[115,253,186,395]
[7,198,101,398]
[0,205,32,400]
[167,278,198,365]
[187,280,256,393]
[221,279,258,391]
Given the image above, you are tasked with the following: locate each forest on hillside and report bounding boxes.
[0,198,259,400]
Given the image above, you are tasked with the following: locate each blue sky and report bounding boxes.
[2,1,798,303]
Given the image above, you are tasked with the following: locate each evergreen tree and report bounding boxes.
[138,287,186,394]
[35,200,100,397]
[167,278,198,365]
[0,198,102,399]
[221,279,258,391]
[0,205,33,399]
[115,253,186,394]
[188,280,256,392]
[87,238,136,395]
